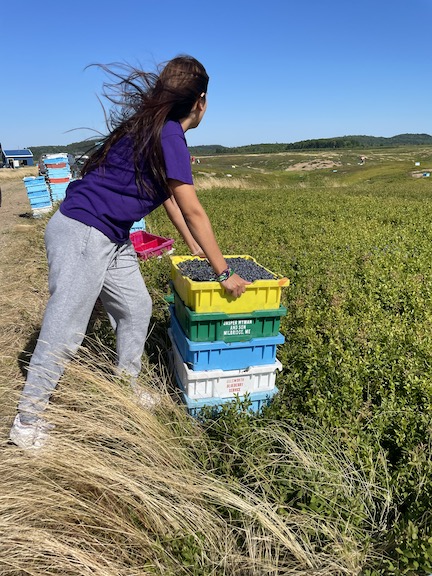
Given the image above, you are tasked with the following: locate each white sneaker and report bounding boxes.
[9,414,53,450]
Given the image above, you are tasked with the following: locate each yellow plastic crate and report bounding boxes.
[170,255,289,313]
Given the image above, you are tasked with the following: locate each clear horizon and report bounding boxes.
[2,0,432,149]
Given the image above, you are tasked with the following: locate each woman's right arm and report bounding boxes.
[168,179,250,298]
[163,195,205,257]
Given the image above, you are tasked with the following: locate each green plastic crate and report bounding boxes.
[173,290,287,342]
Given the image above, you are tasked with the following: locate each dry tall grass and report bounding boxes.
[0,166,39,182]
[195,175,251,190]
[0,171,390,575]
[0,351,389,575]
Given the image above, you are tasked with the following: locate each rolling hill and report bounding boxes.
[28,133,432,161]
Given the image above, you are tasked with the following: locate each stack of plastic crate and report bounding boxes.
[43,153,71,201]
[22,176,52,217]
[168,255,289,416]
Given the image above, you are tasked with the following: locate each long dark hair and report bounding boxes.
[81,55,209,197]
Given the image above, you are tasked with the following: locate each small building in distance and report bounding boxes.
[0,146,34,168]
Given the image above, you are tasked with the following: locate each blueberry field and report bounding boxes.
[144,147,432,575]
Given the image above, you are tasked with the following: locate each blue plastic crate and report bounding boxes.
[30,200,52,209]
[26,184,49,192]
[49,183,69,201]
[25,181,51,207]
[43,156,68,165]
[24,179,47,185]
[130,218,146,232]
[49,184,69,191]
[26,185,48,193]
[169,311,284,371]
[47,168,71,177]
[23,178,48,193]
[27,191,49,199]
[29,198,52,207]
[23,176,46,184]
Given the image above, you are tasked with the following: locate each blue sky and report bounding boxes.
[2,0,432,148]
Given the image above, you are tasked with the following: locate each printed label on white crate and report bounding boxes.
[225,376,246,395]
[210,360,282,399]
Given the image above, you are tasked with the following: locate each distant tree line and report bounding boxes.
[188,134,432,156]
[30,139,101,162]
[29,133,432,160]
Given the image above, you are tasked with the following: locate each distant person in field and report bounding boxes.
[9,55,250,450]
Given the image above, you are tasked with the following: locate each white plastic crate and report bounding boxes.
[170,336,282,399]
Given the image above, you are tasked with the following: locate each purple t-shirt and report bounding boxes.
[60,120,193,243]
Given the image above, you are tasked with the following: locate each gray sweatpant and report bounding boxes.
[18,210,152,423]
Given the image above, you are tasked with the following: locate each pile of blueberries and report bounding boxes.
[177,257,277,282]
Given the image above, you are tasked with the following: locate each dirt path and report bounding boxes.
[0,171,45,288]
[0,170,49,420]
[0,171,38,234]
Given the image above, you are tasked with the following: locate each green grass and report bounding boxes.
[144,149,432,574]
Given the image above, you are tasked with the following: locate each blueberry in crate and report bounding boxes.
[178,257,277,282]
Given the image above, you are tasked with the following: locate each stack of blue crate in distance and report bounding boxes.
[22,176,52,217]
[43,154,71,202]
[168,255,289,417]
